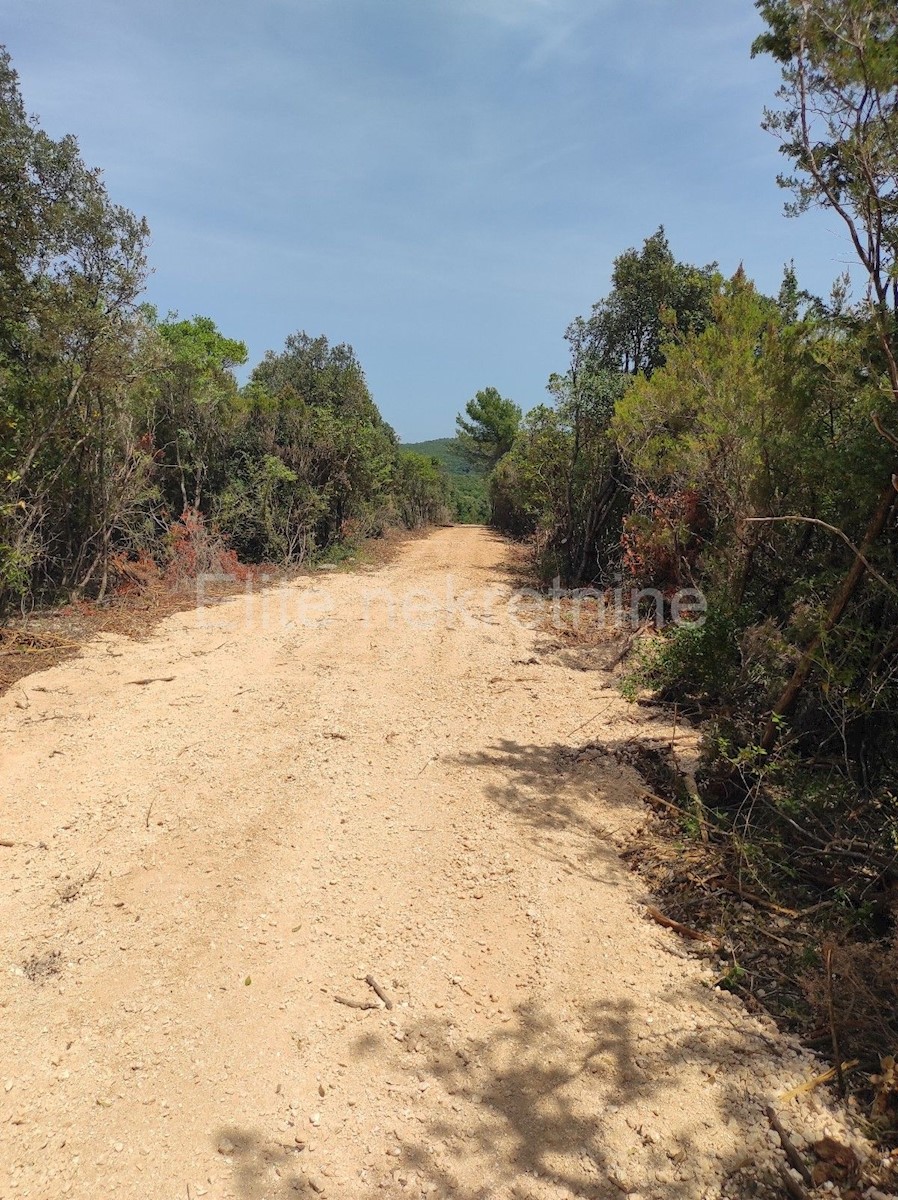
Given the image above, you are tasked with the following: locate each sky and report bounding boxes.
[5,0,854,442]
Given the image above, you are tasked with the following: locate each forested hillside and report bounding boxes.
[459,0,898,1101]
[402,438,489,523]
[0,47,451,613]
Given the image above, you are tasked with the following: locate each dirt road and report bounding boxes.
[1,528,853,1199]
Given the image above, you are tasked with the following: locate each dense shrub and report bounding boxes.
[0,49,452,611]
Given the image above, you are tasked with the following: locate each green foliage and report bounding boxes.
[490,232,717,583]
[0,45,152,604]
[393,452,452,528]
[716,963,747,993]
[403,438,489,523]
[611,259,898,776]
[614,269,893,596]
[753,0,898,396]
[490,403,570,542]
[490,341,631,580]
[402,438,477,475]
[0,44,453,608]
[448,473,490,524]
[623,607,742,704]
[455,387,522,471]
[581,227,718,377]
[147,313,248,516]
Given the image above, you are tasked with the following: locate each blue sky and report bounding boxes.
[6,0,851,441]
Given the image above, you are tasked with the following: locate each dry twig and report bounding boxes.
[723,878,798,917]
[645,904,721,949]
[778,1060,860,1103]
[766,1106,813,1188]
[365,974,393,1009]
[745,514,898,601]
[777,1162,811,1200]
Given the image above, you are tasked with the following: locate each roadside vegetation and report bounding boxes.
[0,47,451,616]
[460,0,898,1136]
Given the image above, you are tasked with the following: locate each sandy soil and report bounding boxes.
[0,527,860,1199]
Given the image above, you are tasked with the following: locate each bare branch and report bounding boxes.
[745,514,898,599]
[871,412,898,450]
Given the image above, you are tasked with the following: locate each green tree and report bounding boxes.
[614,267,898,770]
[490,231,714,583]
[583,228,717,377]
[614,272,813,598]
[228,332,400,558]
[753,0,898,402]
[491,368,629,583]
[455,387,522,470]
[250,332,378,421]
[150,314,247,514]
[0,45,150,602]
[394,452,451,528]
[753,0,898,743]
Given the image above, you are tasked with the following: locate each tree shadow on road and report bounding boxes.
[212,1125,306,1199]
[453,736,650,887]
[409,736,796,1198]
[346,988,789,1200]
[216,986,793,1200]
[218,734,798,1200]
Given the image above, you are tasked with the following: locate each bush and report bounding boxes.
[624,605,741,703]
[164,508,249,587]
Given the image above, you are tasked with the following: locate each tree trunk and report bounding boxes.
[730,516,764,609]
[760,474,898,751]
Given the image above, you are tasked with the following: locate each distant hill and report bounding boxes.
[402,437,479,476]
[402,437,489,523]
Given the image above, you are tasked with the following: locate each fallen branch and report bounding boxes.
[127,676,176,686]
[333,995,379,1010]
[607,622,650,670]
[766,1106,813,1188]
[366,974,394,1009]
[645,905,721,949]
[777,1162,811,1200]
[723,878,798,918]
